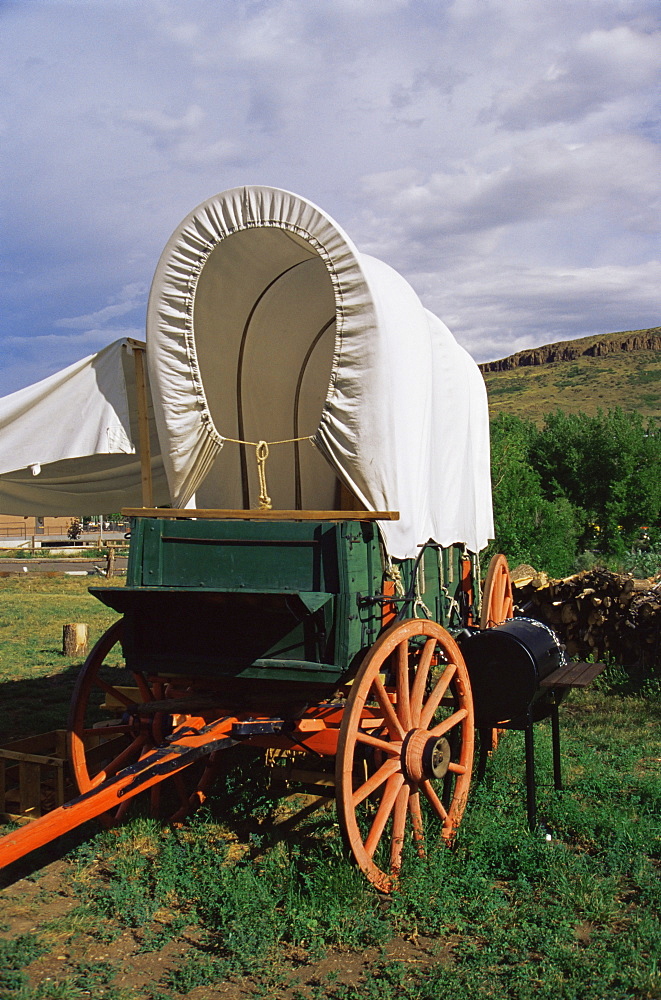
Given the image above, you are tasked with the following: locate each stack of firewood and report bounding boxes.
[512,566,661,670]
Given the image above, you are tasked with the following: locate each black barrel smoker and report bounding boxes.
[458,617,605,829]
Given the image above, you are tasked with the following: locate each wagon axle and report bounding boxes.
[402,732,452,782]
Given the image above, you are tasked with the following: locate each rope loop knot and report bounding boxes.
[221,433,314,511]
[255,440,272,509]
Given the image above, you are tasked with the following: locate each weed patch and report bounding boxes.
[0,933,48,995]
[47,689,659,998]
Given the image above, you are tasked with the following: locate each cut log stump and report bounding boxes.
[62,623,89,657]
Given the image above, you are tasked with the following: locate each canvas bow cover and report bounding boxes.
[147,186,493,559]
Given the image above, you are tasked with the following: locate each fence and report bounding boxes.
[0,521,130,539]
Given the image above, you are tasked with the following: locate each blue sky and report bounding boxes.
[2,0,660,394]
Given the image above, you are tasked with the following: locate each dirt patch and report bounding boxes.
[0,852,450,999]
[0,859,76,938]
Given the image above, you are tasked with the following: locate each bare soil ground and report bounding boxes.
[1,849,446,999]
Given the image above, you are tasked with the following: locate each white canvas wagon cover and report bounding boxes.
[0,339,168,516]
[147,186,493,560]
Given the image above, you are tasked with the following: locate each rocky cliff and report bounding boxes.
[479,327,661,373]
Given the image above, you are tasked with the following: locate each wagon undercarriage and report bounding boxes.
[0,607,474,894]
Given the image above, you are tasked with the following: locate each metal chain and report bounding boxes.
[513,616,568,668]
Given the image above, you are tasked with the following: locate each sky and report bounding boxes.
[1,0,660,395]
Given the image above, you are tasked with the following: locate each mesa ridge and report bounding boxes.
[480,326,661,372]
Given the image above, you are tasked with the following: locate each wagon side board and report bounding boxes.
[93,517,475,687]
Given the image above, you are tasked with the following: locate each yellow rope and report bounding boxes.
[221,434,315,510]
[385,561,406,597]
[256,441,271,509]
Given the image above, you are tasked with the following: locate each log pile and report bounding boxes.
[512,566,661,671]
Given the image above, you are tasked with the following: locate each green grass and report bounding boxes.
[0,935,48,995]
[0,580,659,998]
[3,691,658,999]
[46,697,657,1000]
[0,577,120,742]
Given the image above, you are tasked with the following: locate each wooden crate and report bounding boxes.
[0,730,71,822]
[0,728,132,822]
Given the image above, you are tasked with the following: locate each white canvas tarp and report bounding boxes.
[0,338,168,515]
[147,186,493,559]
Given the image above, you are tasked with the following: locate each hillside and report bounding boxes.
[479,326,661,423]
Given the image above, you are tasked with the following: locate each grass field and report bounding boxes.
[482,348,661,424]
[0,577,119,743]
[0,576,659,999]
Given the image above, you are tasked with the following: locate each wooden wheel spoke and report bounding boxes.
[419,662,457,729]
[421,778,448,821]
[150,782,162,817]
[410,638,436,726]
[364,773,405,858]
[395,641,412,731]
[107,734,150,776]
[481,553,514,628]
[352,757,401,806]
[372,676,406,740]
[494,574,504,610]
[355,731,401,756]
[169,767,206,825]
[88,733,148,787]
[447,760,468,775]
[112,799,132,825]
[408,789,426,853]
[132,671,155,703]
[480,554,514,754]
[173,771,192,810]
[390,783,410,872]
[429,707,469,738]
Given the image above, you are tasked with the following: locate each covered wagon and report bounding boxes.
[0,187,569,891]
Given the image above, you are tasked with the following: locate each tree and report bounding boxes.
[488,414,580,577]
[529,409,661,556]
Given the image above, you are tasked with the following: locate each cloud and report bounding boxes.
[123,104,205,139]
[4,328,143,351]
[419,260,661,362]
[359,132,661,263]
[1,325,144,401]
[0,0,659,395]
[55,283,148,330]
[489,25,661,129]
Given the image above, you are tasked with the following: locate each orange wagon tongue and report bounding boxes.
[0,717,236,871]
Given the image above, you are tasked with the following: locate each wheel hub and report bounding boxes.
[402,729,452,783]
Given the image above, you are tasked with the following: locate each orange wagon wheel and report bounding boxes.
[335,619,474,893]
[480,553,514,628]
[67,620,202,825]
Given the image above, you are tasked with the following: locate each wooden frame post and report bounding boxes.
[132,345,154,508]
